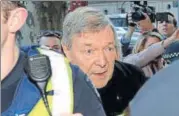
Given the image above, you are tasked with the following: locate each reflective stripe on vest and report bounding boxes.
[28,48,73,116]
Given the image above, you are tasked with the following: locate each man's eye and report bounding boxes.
[109,47,114,51]
[85,49,93,55]
[158,21,164,24]
[52,45,60,48]
[105,47,115,52]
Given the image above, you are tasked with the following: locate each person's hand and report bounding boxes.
[167,29,179,41]
[136,13,154,32]
[60,113,83,116]
[163,29,179,48]
[127,11,136,27]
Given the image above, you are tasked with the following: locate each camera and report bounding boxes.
[156,12,169,22]
[131,1,155,22]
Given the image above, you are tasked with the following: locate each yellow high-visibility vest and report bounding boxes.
[28,48,74,116]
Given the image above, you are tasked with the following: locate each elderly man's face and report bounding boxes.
[64,26,118,88]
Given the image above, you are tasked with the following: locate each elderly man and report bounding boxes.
[62,7,147,116]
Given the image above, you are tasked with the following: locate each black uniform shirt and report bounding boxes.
[1,52,26,112]
[98,61,147,116]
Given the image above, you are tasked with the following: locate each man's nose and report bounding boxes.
[162,21,167,26]
[95,51,107,68]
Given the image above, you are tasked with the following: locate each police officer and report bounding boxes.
[37,30,64,54]
[163,40,179,65]
[1,1,106,116]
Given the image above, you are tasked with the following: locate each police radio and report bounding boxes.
[25,54,52,116]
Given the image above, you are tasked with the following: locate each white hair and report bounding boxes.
[62,6,122,59]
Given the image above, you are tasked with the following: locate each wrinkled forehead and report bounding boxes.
[72,27,116,47]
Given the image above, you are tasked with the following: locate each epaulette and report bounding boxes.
[163,52,179,59]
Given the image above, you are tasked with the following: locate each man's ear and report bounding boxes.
[115,51,120,61]
[7,8,28,33]
[62,45,72,62]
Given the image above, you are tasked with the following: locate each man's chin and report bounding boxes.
[93,80,109,89]
[89,74,113,88]
[96,84,106,89]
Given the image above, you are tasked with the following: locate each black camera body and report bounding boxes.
[131,2,155,23]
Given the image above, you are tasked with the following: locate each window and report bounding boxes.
[109,17,127,27]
